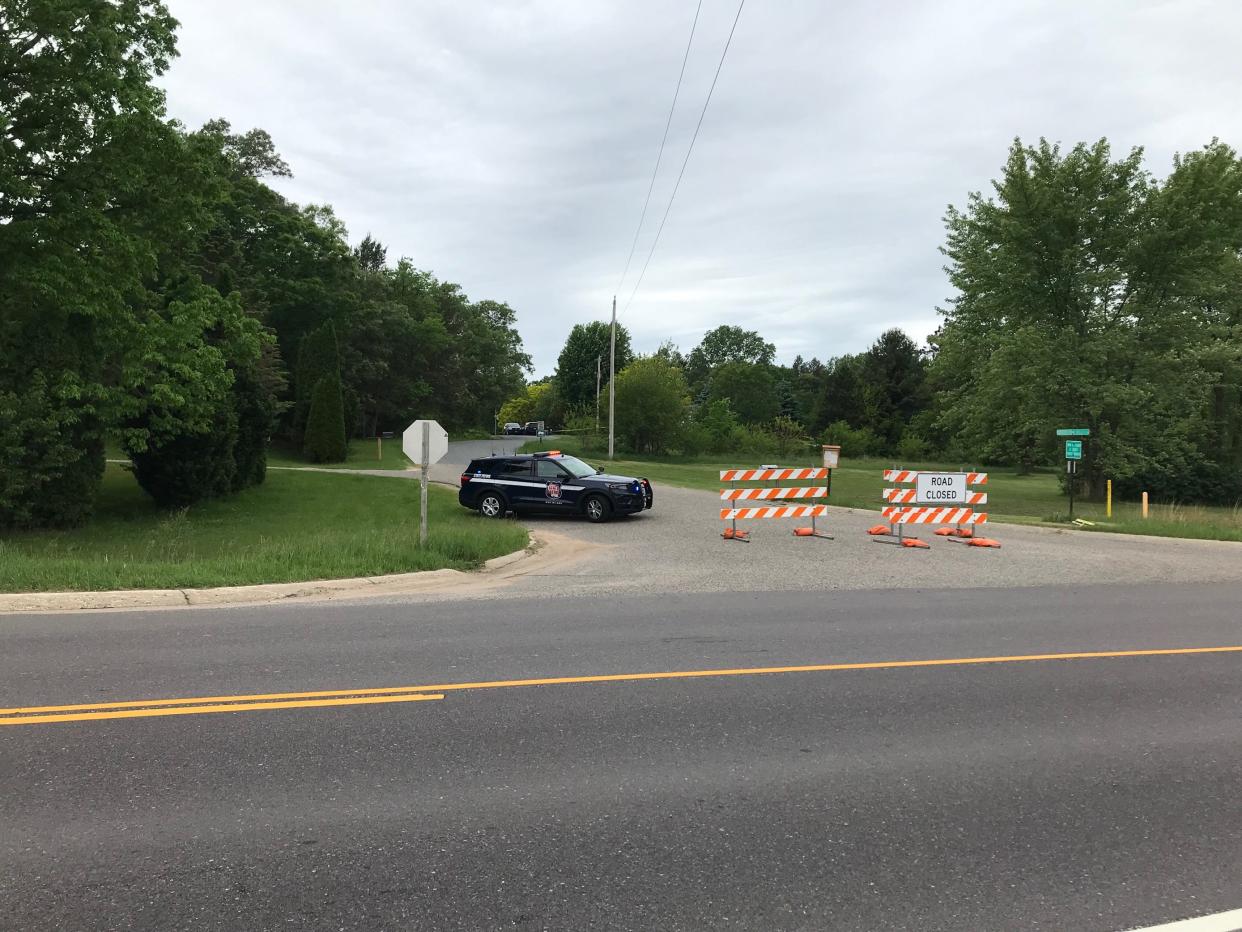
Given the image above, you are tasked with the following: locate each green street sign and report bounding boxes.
[1056,428,1090,437]
[1065,440,1083,460]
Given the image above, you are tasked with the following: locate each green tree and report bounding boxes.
[556,321,634,408]
[304,370,348,462]
[498,381,560,428]
[859,329,930,448]
[355,234,388,273]
[613,357,689,454]
[195,118,291,179]
[685,326,776,396]
[0,2,253,526]
[812,355,865,432]
[122,282,271,508]
[0,377,105,529]
[935,137,1242,499]
[653,340,686,368]
[295,321,343,439]
[230,362,278,490]
[707,362,780,425]
[788,356,827,428]
[692,398,745,453]
[1,1,178,215]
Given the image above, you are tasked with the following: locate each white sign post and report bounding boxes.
[915,472,969,505]
[403,419,448,545]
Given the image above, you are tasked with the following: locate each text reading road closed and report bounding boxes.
[915,472,968,504]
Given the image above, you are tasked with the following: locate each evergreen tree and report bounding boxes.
[303,371,348,462]
[294,321,342,439]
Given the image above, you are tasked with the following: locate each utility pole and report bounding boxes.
[595,354,601,432]
[608,296,616,460]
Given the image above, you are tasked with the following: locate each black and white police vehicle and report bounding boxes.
[459,451,653,522]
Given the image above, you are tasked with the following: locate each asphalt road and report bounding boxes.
[3,583,1242,930]
[429,438,1242,603]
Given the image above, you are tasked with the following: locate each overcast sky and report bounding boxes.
[159,0,1241,375]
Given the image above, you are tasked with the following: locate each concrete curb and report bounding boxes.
[0,529,581,615]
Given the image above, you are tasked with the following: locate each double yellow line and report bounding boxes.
[0,692,445,725]
[3,645,1239,727]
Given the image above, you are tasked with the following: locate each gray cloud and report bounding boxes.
[159,0,1242,374]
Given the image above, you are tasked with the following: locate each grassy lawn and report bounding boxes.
[0,465,529,592]
[526,439,1242,543]
[267,430,499,471]
[267,439,414,471]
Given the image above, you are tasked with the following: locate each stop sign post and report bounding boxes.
[403,419,448,545]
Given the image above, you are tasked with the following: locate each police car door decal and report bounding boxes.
[545,481,562,501]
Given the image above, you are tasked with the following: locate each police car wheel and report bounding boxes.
[583,494,610,523]
[479,492,506,518]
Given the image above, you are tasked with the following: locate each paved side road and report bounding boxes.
[427,439,1242,602]
[3,585,1241,930]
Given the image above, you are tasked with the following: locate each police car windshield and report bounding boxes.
[555,455,598,479]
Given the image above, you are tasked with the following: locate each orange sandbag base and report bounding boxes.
[867,525,891,536]
[792,527,815,537]
[721,528,750,541]
[901,538,931,549]
[967,537,1001,548]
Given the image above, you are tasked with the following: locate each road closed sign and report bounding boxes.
[915,472,968,505]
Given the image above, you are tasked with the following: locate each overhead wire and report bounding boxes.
[620,0,746,317]
[614,0,704,298]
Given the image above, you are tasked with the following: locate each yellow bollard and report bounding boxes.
[377,436,382,462]
[1106,479,1112,519]
[1141,491,1149,519]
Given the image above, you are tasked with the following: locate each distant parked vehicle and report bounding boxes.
[522,421,545,435]
[502,422,522,435]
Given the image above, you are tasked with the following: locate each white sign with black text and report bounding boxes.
[915,472,969,505]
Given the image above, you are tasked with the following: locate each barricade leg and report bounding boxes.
[721,483,749,542]
[873,519,908,546]
[796,508,833,540]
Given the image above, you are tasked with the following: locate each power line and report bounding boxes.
[614,0,704,298]
[622,0,746,317]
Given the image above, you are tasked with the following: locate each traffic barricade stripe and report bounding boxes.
[881,488,987,505]
[718,467,829,482]
[882,469,917,483]
[720,486,828,501]
[874,469,996,548]
[881,488,917,503]
[720,504,829,520]
[880,507,987,525]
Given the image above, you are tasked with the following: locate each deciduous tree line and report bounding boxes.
[517,137,1241,507]
[504,320,933,460]
[0,2,529,528]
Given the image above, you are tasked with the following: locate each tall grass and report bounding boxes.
[1071,501,1242,542]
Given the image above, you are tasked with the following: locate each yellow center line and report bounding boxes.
[2,645,1239,727]
[0,693,443,726]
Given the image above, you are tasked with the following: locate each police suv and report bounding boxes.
[459,451,653,522]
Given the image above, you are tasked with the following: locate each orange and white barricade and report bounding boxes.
[873,470,997,548]
[719,466,832,542]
